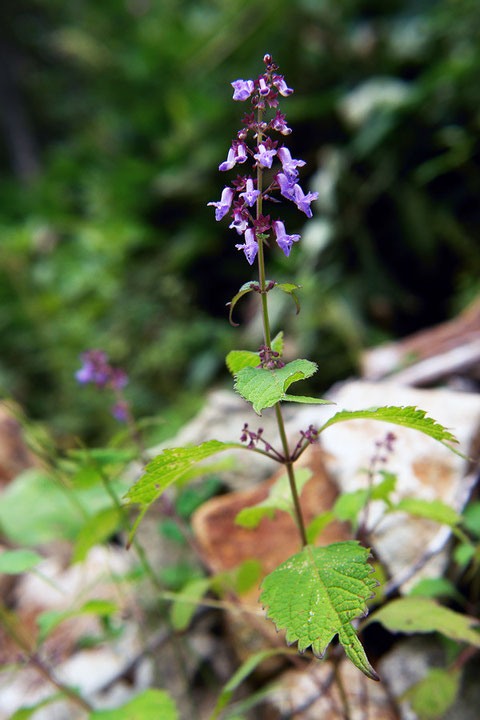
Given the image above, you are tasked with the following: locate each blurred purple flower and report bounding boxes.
[231,79,254,101]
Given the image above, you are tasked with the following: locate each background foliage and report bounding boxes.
[1,0,480,442]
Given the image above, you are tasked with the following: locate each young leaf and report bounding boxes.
[403,668,460,719]
[227,281,259,326]
[318,406,462,455]
[37,600,117,643]
[88,689,177,719]
[274,282,302,314]
[170,577,211,631]
[73,507,122,563]
[409,577,464,603]
[0,549,43,575]
[366,597,480,647]
[226,350,259,375]
[392,498,461,527]
[282,395,333,406]
[235,469,312,529]
[259,541,379,680]
[306,511,335,544]
[234,359,318,415]
[270,331,284,356]
[125,440,242,508]
[209,648,298,719]
[333,490,369,527]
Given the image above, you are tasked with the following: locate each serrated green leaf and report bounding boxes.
[125,440,242,508]
[306,511,335,544]
[37,600,117,643]
[0,549,43,575]
[73,507,122,563]
[88,689,177,719]
[170,577,211,631]
[318,406,462,455]
[366,597,480,647]
[270,331,284,356]
[209,648,298,719]
[234,359,318,415]
[275,282,302,314]
[393,498,461,527]
[260,541,379,680]
[235,469,312,529]
[403,668,460,719]
[227,281,258,326]
[226,350,259,375]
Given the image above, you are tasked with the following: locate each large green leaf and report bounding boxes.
[226,350,259,375]
[234,359,319,414]
[318,406,462,454]
[88,690,177,719]
[125,440,242,507]
[366,597,480,647]
[259,541,379,680]
[235,469,312,529]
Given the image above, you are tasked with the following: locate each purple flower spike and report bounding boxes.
[278,146,305,177]
[231,79,255,101]
[276,172,296,201]
[273,75,293,97]
[208,186,234,220]
[293,184,319,218]
[235,227,258,265]
[239,178,260,207]
[254,143,277,168]
[273,220,300,257]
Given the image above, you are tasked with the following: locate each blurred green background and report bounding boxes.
[1,0,480,444]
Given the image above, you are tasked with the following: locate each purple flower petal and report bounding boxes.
[231,79,255,101]
[273,75,293,97]
[276,172,296,201]
[273,220,300,257]
[254,143,277,169]
[293,184,319,218]
[235,227,258,264]
[239,178,260,207]
[277,146,305,177]
[208,186,235,221]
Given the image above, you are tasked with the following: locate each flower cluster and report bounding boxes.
[208,54,318,264]
[75,349,129,421]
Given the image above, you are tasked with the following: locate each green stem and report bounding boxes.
[254,106,308,549]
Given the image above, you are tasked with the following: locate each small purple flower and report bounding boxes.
[239,178,260,207]
[273,75,293,97]
[208,186,234,221]
[273,220,300,257]
[229,209,248,235]
[110,368,128,390]
[276,172,296,200]
[111,401,128,423]
[235,227,258,265]
[271,111,291,135]
[293,184,319,218]
[277,146,305,177]
[75,350,110,387]
[254,143,277,168]
[258,77,270,96]
[219,143,248,172]
[231,79,255,101]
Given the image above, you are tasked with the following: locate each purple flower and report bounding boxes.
[208,186,234,221]
[110,368,128,390]
[271,111,291,135]
[276,172,296,201]
[231,79,255,101]
[239,178,260,207]
[111,401,128,423]
[277,146,305,177]
[258,77,270,96]
[293,184,319,218]
[229,209,248,235]
[75,350,110,387]
[254,143,277,168]
[273,220,300,257]
[219,143,248,172]
[235,228,258,265]
[273,75,293,97]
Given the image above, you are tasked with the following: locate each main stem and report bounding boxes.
[255,107,308,548]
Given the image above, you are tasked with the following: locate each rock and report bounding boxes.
[266,657,400,719]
